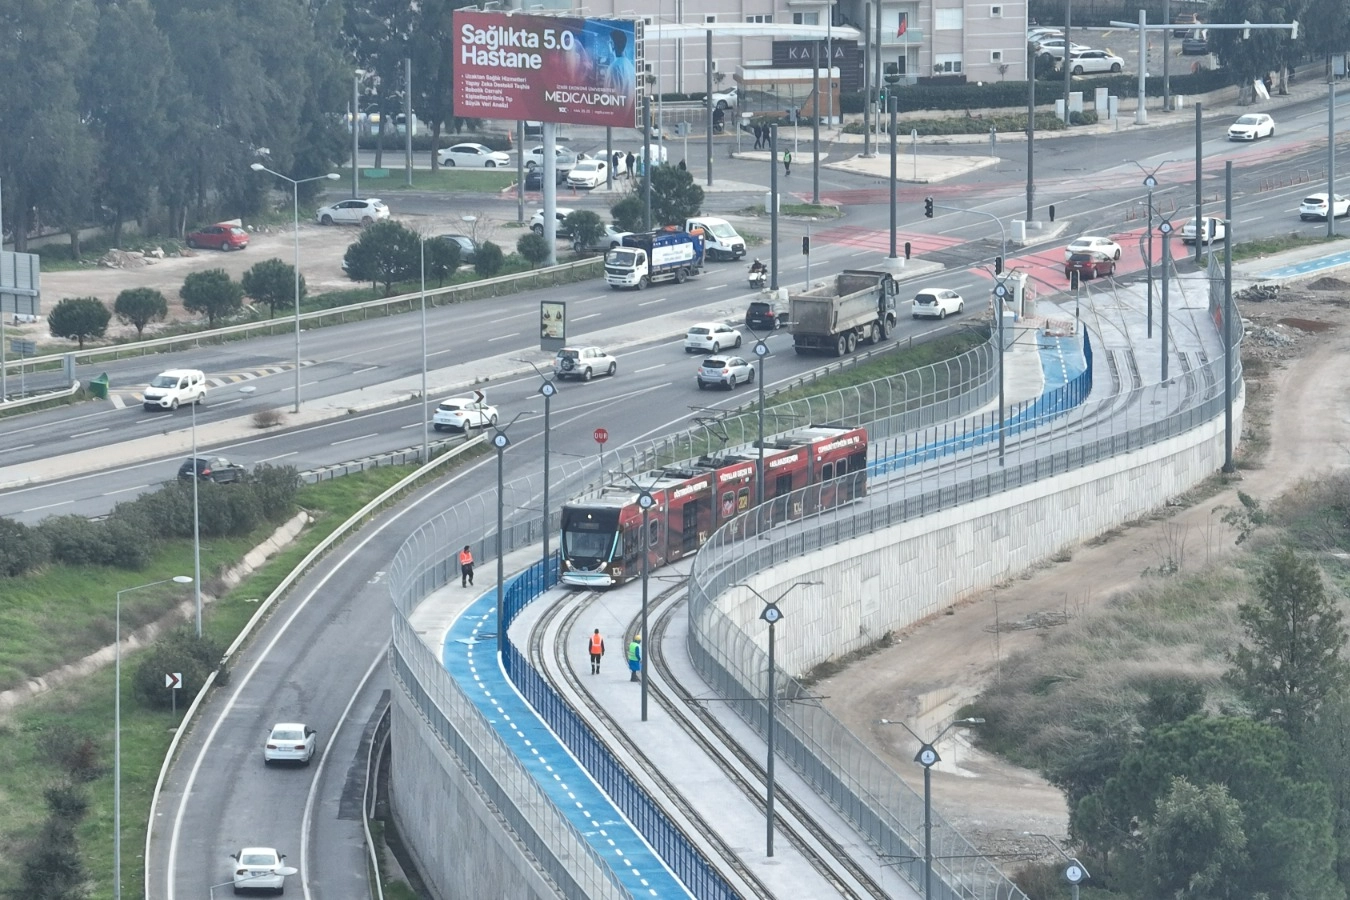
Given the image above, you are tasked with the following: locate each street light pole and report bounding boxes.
[191,401,201,635]
[116,576,192,900]
[639,490,654,721]
[879,716,985,899]
[489,412,529,657]
[753,333,770,513]
[515,360,558,574]
[1023,832,1090,899]
[249,164,340,414]
[419,237,429,464]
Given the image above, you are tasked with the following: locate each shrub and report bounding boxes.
[249,464,301,523]
[38,515,108,566]
[516,232,551,267]
[0,517,50,576]
[473,240,504,277]
[132,627,224,710]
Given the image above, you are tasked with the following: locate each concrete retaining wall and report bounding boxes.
[730,396,1243,678]
[390,688,561,900]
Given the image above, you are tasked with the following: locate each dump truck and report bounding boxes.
[789,270,899,356]
[604,229,704,290]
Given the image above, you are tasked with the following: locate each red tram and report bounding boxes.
[559,425,868,588]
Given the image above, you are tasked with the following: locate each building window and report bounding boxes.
[933,54,963,73]
[745,14,773,24]
[934,8,963,30]
[643,16,653,25]
[990,49,1004,62]
[991,4,1003,16]
[705,15,716,23]
[792,12,820,25]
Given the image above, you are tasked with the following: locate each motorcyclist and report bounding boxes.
[749,259,766,275]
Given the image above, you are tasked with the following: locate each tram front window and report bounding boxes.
[561,508,620,561]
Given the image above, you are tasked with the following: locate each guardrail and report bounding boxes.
[144,435,486,900]
[0,380,81,412]
[8,257,603,375]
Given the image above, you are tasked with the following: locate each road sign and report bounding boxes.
[593,427,608,445]
[165,672,182,689]
[10,338,36,356]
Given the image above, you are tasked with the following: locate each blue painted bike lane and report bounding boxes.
[441,590,690,899]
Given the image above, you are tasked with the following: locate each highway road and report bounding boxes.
[25,87,1350,898]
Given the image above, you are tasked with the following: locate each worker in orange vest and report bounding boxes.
[459,545,474,588]
[587,629,605,675]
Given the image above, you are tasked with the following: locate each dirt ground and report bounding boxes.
[819,277,1350,870]
[23,207,526,345]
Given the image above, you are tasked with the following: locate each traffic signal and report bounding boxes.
[802,235,810,255]
[1069,269,1081,290]
[1048,204,1056,223]
[924,197,934,218]
[994,256,1004,275]
[904,241,912,260]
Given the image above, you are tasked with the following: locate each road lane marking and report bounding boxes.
[332,433,379,446]
[70,427,110,438]
[353,366,379,375]
[254,452,297,464]
[8,444,34,451]
[26,500,74,513]
[635,364,666,373]
[488,333,522,342]
[638,298,664,306]
[574,313,601,322]
[104,485,150,496]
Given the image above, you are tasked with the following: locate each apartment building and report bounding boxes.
[515,0,1030,91]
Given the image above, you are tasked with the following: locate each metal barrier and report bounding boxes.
[687,329,1243,900]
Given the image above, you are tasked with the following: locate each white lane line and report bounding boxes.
[8,443,35,452]
[635,364,666,373]
[104,484,150,496]
[26,500,74,513]
[488,333,521,342]
[210,398,242,407]
[352,366,379,375]
[254,452,297,464]
[574,313,601,322]
[331,433,379,446]
[70,427,110,439]
[638,298,664,306]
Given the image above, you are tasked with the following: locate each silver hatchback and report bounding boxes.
[697,356,756,390]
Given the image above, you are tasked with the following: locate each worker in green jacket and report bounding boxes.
[627,635,642,682]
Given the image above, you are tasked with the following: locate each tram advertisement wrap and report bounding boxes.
[452,11,641,128]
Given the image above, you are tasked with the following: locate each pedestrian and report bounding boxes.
[459,544,474,588]
[625,151,636,178]
[627,634,642,682]
[783,149,792,176]
[612,150,622,176]
[678,158,687,171]
[754,124,764,149]
[588,629,605,674]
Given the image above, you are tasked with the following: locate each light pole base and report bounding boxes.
[880,255,906,275]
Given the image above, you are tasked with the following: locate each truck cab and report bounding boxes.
[685,217,746,261]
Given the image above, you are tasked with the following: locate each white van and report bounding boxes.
[142,369,207,410]
[685,217,746,261]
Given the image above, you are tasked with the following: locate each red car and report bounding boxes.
[185,223,249,251]
[1064,251,1115,280]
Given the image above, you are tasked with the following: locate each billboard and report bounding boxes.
[453,11,642,128]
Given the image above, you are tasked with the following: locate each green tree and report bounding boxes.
[343,220,419,295]
[517,232,551,268]
[180,269,245,327]
[423,236,462,286]
[610,195,646,233]
[1301,0,1350,79]
[132,627,224,710]
[650,163,704,226]
[13,815,87,900]
[241,257,304,319]
[1309,690,1350,886]
[474,240,504,277]
[1208,0,1294,101]
[113,287,168,338]
[1144,776,1250,899]
[47,297,110,349]
[566,209,606,253]
[1225,545,1350,742]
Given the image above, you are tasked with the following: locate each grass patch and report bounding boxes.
[781,203,843,219]
[0,456,485,899]
[1223,232,1347,262]
[335,166,516,194]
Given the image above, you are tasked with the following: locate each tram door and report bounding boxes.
[681,499,701,553]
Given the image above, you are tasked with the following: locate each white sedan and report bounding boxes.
[565,159,609,188]
[912,289,965,319]
[314,198,389,227]
[432,394,498,432]
[524,145,580,170]
[1180,216,1227,244]
[1068,49,1124,74]
[231,847,289,894]
[1299,193,1350,220]
[263,723,317,766]
[438,142,511,167]
[1065,236,1122,261]
[1227,113,1274,141]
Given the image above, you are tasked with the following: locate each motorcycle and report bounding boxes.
[748,265,768,289]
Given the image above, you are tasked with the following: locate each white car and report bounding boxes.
[1065,236,1122,261]
[697,355,756,390]
[565,159,609,189]
[1181,216,1227,244]
[263,723,317,766]
[706,87,738,110]
[438,142,511,168]
[142,368,207,411]
[315,198,389,227]
[1299,193,1350,220]
[573,224,632,253]
[524,145,581,171]
[432,394,498,432]
[530,208,576,236]
[1228,113,1274,141]
[684,322,742,353]
[554,346,618,381]
[912,289,965,319]
[231,847,288,894]
[1036,38,1090,59]
[1028,27,1063,42]
[1068,49,1124,74]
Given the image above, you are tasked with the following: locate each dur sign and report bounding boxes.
[452,11,642,128]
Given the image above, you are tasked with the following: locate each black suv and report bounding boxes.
[178,456,247,484]
[745,299,788,330]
